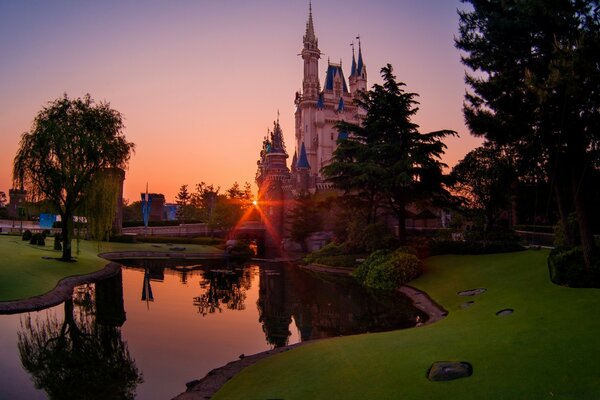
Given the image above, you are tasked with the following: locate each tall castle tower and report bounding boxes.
[256,118,290,254]
[256,2,368,252]
[293,2,367,191]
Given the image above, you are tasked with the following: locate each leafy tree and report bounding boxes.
[13,94,134,261]
[322,64,456,243]
[82,168,121,242]
[451,144,516,230]
[288,195,323,251]
[456,0,600,267]
[191,181,220,221]
[0,191,6,207]
[208,182,254,233]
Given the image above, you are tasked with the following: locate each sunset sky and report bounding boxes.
[0,0,482,203]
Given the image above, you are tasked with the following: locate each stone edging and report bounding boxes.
[0,250,225,315]
[0,262,122,315]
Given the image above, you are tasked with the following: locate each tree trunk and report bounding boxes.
[554,177,574,246]
[61,208,72,261]
[571,166,594,270]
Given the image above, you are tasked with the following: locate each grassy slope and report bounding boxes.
[215,250,600,400]
[0,235,220,301]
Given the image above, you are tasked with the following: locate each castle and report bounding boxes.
[255,3,367,252]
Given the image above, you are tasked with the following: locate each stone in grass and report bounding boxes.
[460,301,475,309]
[428,361,473,382]
[496,308,514,316]
[458,288,487,296]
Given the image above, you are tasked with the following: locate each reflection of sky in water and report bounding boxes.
[0,262,423,400]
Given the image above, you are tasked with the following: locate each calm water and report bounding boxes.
[0,260,426,399]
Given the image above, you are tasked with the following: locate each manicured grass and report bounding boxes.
[0,235,221,301]
[214,250,600,399]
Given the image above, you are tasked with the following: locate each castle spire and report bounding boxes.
[350,41,357,77]
[304,1,317,47]
[357,35,364,75]
[300,1,321,100]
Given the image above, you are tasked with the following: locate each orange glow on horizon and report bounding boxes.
[0,2,481,203]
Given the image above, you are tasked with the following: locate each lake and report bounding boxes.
[0,260,427,399]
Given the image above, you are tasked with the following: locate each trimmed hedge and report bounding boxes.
[354,249,423,290]
[429,239,525,256]
[548,247,600,288]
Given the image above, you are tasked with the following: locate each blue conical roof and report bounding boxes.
[296,142,310,170]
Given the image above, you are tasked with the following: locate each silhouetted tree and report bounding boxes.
[451,144,516,229]
[13,94,134,261]
[456,0,600,266]
[323,64,456,243]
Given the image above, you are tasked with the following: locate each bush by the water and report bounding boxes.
[548,247,600,288]
[354,249,422,290]
[226,241,254,261]
[303,242,362,268]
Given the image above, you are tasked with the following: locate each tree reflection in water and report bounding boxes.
[17,271,143,400]
[193,267,253,316]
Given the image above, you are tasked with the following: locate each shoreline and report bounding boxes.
[173,279,447,400]
[1,252,448,399]
[0,251,222,314]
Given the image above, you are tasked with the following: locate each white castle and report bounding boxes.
[257,2,367,194]
[255,2,368,250]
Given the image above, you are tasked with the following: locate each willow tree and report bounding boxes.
[13,94,134,261]
[83,168,122,245]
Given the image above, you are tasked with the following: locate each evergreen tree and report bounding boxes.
[175,184,191,223]
[322,64,455,243]
[456,0,600,266]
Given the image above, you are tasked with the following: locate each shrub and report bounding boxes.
[548,247,600,288]
[29,233,45,246]
[22,230,32,241]
[54,233,62,251]
[353,249,391,282]
[345,222,399,254]
[355,249,423,290]
[303,242,347,264]
[42,229,51,238]
[226,241,254,261]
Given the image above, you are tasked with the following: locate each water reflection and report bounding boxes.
[193,268,252,316]
[17,271,143,400]
[257,264,428,347]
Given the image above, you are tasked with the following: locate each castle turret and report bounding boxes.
[301,1,320,101]
[349,37,367,95]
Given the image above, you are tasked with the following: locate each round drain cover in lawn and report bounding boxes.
[496,308,514,316]
[458,288,486,296]
[428,361,473,381]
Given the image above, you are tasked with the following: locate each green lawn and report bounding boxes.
[0,235,221,301]
[214,250,600,400]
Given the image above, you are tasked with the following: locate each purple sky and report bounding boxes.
[0,0,481,202]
